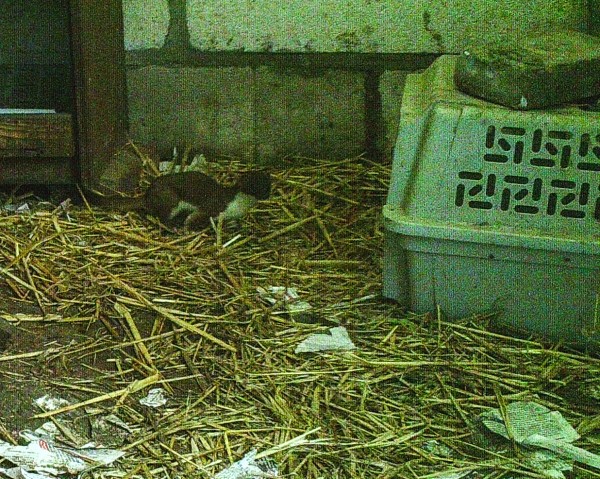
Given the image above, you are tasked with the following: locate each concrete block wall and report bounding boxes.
[123,0,590,163]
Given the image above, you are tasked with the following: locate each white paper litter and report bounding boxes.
[159,153,207,174]
[3,203,30,214]
[214,450,279,479]
[34,396,70,412]
[0,467,51,479]
[58,199,72,221]
[422,471,473,479]
[257,286,312,314]
[186,154,208,172]
[295,326,356,353]
[32,423,58,440]
[16,204,30,214]
[421,439,454,458]
[159,160,176,173]
[86,414,132,448]
[480,401,579,443]
[139,388,168,407]
[522,448,573,479]
[0,431,125,477]
[523,434,600,469]
[480,401,600,477]
[99,413,133,433]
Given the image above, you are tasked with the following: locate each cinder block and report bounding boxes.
[254,68,365,160]
[127,66,366,162]
[123,0,170,50]
[127,66,254,158]
[186,0,587,53]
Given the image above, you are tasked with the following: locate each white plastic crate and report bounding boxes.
[384,55,600,347]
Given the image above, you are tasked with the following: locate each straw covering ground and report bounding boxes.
[0,155,598,478]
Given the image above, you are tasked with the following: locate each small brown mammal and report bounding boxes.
[87,170,271,231]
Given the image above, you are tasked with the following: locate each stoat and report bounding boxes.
[86,171,271,231]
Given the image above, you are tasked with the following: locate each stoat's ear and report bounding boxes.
[238,171,271,200]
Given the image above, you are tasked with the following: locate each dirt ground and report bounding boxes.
[0,160,598,479]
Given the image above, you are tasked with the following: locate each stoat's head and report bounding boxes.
[237,171,271,200]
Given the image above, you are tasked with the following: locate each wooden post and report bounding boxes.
[69,0,128,187]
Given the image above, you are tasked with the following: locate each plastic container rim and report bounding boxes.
[384,204,600,255]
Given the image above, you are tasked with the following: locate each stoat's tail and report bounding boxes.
[81,188,145,211]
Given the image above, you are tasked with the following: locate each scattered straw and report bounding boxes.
[35,374,161,418]
[0,155,597,478]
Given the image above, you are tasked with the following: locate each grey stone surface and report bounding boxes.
[455,30,600,109]
[185,0,587,53]
[123,0,170,50]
